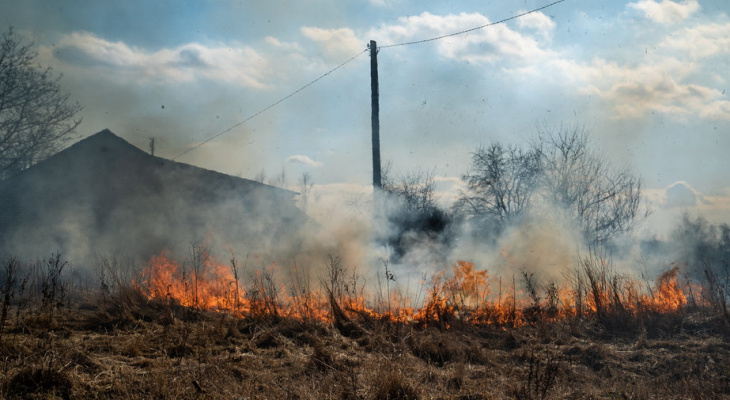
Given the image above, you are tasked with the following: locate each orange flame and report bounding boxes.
[134,251,704,327]
[136,250,246,314]
[652,264,687,312]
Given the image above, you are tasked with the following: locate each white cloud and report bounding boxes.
[606,74,717,119]
[661,22,730,58]
[646,181,712,209]
[628,0,700,24]
[541,56,729,120]
[517,10,556,41]
[371,11,555,64]
[665,181,702,207]
[432,176,465,207]
[301,27,364,60]
[643,184,730,235]
[533,10,730,121]
[44,31,276,88]
[286,155,323,167]
[366,0,401,8]
[700,100,730,121]
[264,36,304,53]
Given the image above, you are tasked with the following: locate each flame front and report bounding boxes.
[135,251,703,327]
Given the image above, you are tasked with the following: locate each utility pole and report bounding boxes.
[370,40,382,191]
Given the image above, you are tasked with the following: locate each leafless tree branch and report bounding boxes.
[0,27,82,180]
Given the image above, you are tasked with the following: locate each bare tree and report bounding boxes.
[454,143,542,228]
[537,125,648,243]
[253,169,266,183]
[0,28,82,180]
[381,162,451,261]
[455,125,648,244]
[267,168,286,187]
[382,163,438,214]
[297,171,314,211]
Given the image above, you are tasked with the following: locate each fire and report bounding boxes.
[652,265,687,312]
[136,250,246,314]
[134,251,704,327]
[414,261,490,326]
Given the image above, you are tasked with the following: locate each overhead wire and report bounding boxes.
[379,0,567,48]
[172,48,368,160]
[173,0,567,159]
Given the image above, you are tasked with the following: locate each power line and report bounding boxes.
[172,0,566,159]
[380,0,567,48]
[172,48,368,161]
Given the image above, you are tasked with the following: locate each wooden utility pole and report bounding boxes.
[370,40,382,191]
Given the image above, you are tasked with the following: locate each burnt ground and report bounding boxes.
[0,287,728,400]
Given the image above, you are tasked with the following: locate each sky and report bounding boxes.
[2,0,729,238]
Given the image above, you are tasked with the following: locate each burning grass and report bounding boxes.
[132,250,717,332]
[0,253,728,399]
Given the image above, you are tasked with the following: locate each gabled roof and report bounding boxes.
[2,128,295,199]
[0,129,305,262]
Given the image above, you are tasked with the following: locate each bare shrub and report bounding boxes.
[288,260,318,322]
[704,264,729,321]
[247,267,280,322]
[322,255,366,337]
[0,258,19,338]
[92,254,138,308]
[307,340,335,372]
[6,366,73,400]
[512,350,560,400]
[84,284,160,331]
[370,363,420,400]
[382,165,451,263]
[521,269,542,322]
[407,331,465,367]
[570,252,641,331]
[41,253,67,323]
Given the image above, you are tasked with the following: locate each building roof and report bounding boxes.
[0,129,306,262]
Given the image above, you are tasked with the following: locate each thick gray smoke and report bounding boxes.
[1,128,724,303]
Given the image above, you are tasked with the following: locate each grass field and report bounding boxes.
[0,254,728,399]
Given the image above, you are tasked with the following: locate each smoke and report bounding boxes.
[1,128,727,308]
[285,173,589,297]
[637,213,730,280]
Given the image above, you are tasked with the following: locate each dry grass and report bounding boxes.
[0,252,729,399]
[0,284,726,400]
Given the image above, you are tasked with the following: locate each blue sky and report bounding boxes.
[2,0,729,237]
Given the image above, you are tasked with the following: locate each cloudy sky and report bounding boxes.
[2,0,729,236]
